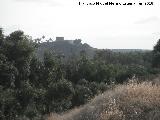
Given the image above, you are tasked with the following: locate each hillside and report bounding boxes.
[47,77,160,120]
[111,49,151,53]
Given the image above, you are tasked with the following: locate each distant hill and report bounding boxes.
[36,37,151,59]
[36,37,97,59]
[111,49,151,53]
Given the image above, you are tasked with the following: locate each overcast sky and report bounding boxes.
[0,0,160,49]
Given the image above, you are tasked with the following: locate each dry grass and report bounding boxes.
[47,77,160,120]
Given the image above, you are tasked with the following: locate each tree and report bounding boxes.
[43,52,65,87]
[29,57,44,88]
[4,31,35,88]
[45,79,74,113]
[152,39,160,68]
[0,28,4,46]
[0,54,18,88]
[0,30,39,119]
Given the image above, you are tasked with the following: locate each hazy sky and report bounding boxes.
[0,0,160,49]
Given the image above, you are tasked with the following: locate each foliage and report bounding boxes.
[0,28,159,119]
[152,39,160,68]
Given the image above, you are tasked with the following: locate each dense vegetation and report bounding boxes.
[0,28,160,120]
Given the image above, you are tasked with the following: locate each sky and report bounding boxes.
[0,0,160,49]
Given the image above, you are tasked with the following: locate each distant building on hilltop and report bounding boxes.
[56,37,64,41]
[55,37,82,45]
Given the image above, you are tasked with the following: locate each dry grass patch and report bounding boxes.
[47,78,160,120]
